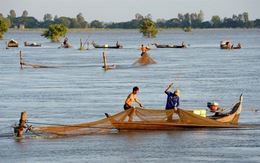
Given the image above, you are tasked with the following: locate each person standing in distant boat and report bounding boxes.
[124,86,143,122]
[165,83,180,121]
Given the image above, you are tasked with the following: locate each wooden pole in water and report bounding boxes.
[16,112,27,137]
[20,51,23,69]
[79,38,84,50]
[80,38,82,47]
[87,42,90,50]
[103,52,108,70]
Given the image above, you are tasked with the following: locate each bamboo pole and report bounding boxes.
[20,51,24,69]
[79,38,84,50]
[103,52,108,70]
[87,42,90,50]
[80,38,82,47]
[15,112,27,137]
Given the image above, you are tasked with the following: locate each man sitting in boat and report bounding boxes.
[182,41,186,48]
[63,38,69,46]
[116,41,121,48]
[236,42,242,49]
[124,86,143,122]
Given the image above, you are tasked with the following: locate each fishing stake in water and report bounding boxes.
[13,112,27,137]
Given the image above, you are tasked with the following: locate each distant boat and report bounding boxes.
[6,39,19,47]
[60,43,73,48]
[154,42,186,48]
[220,40,241,49]
[24,41,42,47]
[92,41,123,49]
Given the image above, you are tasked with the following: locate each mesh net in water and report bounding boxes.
[30,102,242,136]
[133,53,157,66]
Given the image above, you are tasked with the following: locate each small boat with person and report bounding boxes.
[154,42,186,48]
[220,40,241,49]
[6,39,19,48]
[92,41,123,49]
[24,41,42,47]
[59,37,73,48]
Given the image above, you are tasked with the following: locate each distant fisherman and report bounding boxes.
[139,44,150,56]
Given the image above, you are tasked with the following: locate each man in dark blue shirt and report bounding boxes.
[165,83,180,110]
[165,83,180,121]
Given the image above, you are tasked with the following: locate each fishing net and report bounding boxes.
[29,101,242,136]
[21,62,59,68]
[133,53,157,66]
[20,53,59,68]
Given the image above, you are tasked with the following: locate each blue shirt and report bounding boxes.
[165,92,180,110]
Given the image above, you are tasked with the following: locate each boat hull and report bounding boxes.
[111,121,241,131]
[92,41,123,49]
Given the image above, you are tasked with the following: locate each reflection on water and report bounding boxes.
[1,29,260,162]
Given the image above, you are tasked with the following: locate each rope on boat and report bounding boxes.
[172,69,182,85]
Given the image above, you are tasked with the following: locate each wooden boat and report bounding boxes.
[6,39,19,47]
[154,42,186,48]
[220,40,241,49]
[108,94,244,131]
[60,43,73,48]
[24,42,42,47]
[18,94,244,137]
[92,41,123,49]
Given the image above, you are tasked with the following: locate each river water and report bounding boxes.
[1,29,260,162]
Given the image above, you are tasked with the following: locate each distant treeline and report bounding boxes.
[1,10,260,29]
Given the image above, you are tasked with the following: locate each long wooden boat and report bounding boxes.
[18,94,244,137]
[6,39,19,47]
[220,40,241,49]
[24,41,42,47]
[92,41,123,49]
[154,42,186,48]
[108,94,243,130]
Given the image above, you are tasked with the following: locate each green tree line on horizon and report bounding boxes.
[1,9,260,29]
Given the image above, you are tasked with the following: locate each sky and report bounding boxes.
[1,0,260,23]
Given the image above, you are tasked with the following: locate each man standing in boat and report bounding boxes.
[139,44,150,56]
[124,86,143,122]
[165,83,180,121]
